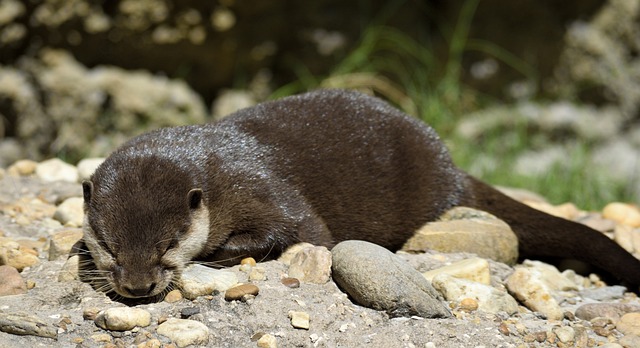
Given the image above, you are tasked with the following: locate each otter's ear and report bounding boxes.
[82,180,93,203]
[187,188,203,210]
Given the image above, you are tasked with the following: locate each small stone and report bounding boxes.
[26,280,35,289]
[76,158,105,181]
[603,202,640,227]
[156,318,209,347]
[616,312,640,336]
[91,333,112,343]
[180,307,200,319]
[225,284,259,301]
[137,338,162,348]
[256,333,277,348]
[288,246,332,284]
[0,265,27,296]
[403,207,518,264]
[614,225,636,253]
[459,298,479,312]
[180,264,238,300]
[35,158,79,183]
[331,240,451,318]
[164,289,183,303]
[498,322,510,336]
[48,228,83,260]
[0,241,39,271]
[0,312,57,338]
[7,159,37,176]
[574,303,640,321]
[431,273,518,315]
[94,307,151,331]
[278,242,315,265]
[53,197,84,227]
[249,267,266,281]
[241,257,257,267]
[553,326,575,343]
[422,257,491,285]
[281,277,300,288]
[288,311,310,330]
[591,317,615,337]
[83,307,100,321]
[57,255,80,282]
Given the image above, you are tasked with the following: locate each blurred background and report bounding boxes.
[0,0,638,208]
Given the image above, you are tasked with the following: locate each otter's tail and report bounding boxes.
[459,174,640,288]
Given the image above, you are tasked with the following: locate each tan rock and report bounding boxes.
[35,158,79,183]
[288,311,310,330]
[614,225,636,253]
[278,242,315,265]
[403,207,518,264]
[76,158,105,181]
[422,257,491,285]
[164,289,183,303]
[288,246,332,284]
[0,240,39,271]
[156,318,209,347]
[431,273,518,315]
[58,255,80,282]
[616,312,640,336]
[224,284,259,301]
[603,202,640,227]
[49,228,83,260]
[7,159,37,176]
[0,265,27,296]
[94,307,151,331]
[53,197,84,227]
[256,333,277,348]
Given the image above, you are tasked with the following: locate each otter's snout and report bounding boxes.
[113,265,168,298]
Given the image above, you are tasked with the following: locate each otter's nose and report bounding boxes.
[123,283,156,297]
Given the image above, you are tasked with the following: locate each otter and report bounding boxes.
[82,89,640,299]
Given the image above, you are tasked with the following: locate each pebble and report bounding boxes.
[603,202,640,227]
[506,260,574,320]
[94,307,151,331]
[249,267,266,281]
[574,303,640,321]
[402,207,518,264]
[288,311,310,330]
[422,257,491,285]
[277,242,315,265]
[256,333,277,348]
[180,307,200,319]
[619,334,640,348]
[225,283,259,301]
[0,265,27,296]
[590,317,615,337]
[48,228,83,260]
[76,158,105,181]
[0,239,39,271]
[180,264,238,300]
[553,326,575,343]
[52,197,84,227]
[616,312,640,336]
[7,159,37,176]
[0,312,57,338]
[83,307,100,321]
[35,158,79,183]
[580,285,626,301]
[164,289,183,303]
[331,240,451,318]
[156,318,209,347]
[288,245,332,284]
[281,277,300,288]
[525,200,580,220]
[431,273,518,315]
[57,254,80,281]
[459,298,479,312]
[241,257,257,267]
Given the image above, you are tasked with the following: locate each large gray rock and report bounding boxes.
[331,240,451,318]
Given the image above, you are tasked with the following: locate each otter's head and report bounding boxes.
[81,156,210,299]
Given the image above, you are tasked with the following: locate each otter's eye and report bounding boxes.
[161,238,179,254]
[99,240,116,257]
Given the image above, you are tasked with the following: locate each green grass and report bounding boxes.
[269,1,637,210]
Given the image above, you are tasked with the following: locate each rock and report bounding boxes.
[459,298,479,312]
[288,311,310,330]
[281,277,300,288]
[180,307,200,319]
[331,240,451,318]
[76,158,105,181]
[603,202,640,227]
[0,312,57,338]
[249,267,266,281]
[83,308,100,321]
[422,257,491,285]
[256,333,277,348]
[0,240,39,271]
[525,201,580,220]
[553,326,575,343]
[402,207,518,264]
[48,228,83,260]
[53,197,84,227]
[164,289,183,303]
[577,213,617,233]
[156,318,209,347]
[616,312,640,336]
[506,260,575,320]
[619,334,640,348]
[35,158,79,183]
[180,264,238,300]
[0,265,27,296]
[288,246,332,284]
[575,303,640,322]
[580,285,626,301]
[278,242,315,265]
[431,273,518,315]
[240,257,257,267]
[7,159,37,176]
[94,307,151,331]
[225,284,259,301]
[57,254,80,282]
